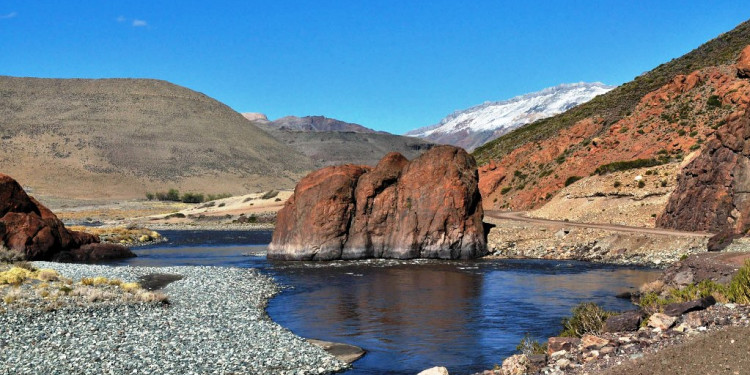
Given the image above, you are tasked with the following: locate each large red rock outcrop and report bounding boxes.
[657,110,750,237]
[738,45,750,79]
[269,146,487,260]
[0,173,135,261]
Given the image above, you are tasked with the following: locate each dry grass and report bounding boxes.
[1,266,169,310]
[68,226,162,245]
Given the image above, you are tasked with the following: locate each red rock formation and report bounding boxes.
[738,45,750,78]
[269,146,487,260]
[657,110,750,237]
[0,173,135,261]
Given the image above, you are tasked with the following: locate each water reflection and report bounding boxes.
[113,230,659,375]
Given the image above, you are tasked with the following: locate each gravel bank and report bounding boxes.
[0,262,347,375]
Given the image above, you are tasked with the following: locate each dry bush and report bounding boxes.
[639,279,665,294]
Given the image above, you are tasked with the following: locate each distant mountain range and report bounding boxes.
[243,114,434,167]
[407,82,613,151]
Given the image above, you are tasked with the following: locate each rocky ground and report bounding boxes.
[484,214,708,267]
[0,262,348,375]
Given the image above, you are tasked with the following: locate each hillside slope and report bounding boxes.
[474,19,750,165]
[0,76,314,199]
[478,52,750,213]
[244,116,435,167]
[407,82,612,151]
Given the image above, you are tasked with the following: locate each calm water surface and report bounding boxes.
[107,230,659,375]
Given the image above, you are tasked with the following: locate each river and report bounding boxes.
[106,230,659,374]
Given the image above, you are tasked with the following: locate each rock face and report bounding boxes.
[0,173,134,261]
[269,146,487,260]
[657,109,750,236]
[738,45,750,78]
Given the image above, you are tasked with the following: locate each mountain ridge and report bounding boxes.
[407,82,613,151]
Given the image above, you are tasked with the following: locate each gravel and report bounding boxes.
[0,262,348,375]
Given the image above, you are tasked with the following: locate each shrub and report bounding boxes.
[661,179,668,187]
[594,158,666,175]
[261,190,279,200]
[501,186,512,195]
[637,180,646,188]
[707,95,722,108]
[181,192,205,204]
[206,193,232,201]
[516,333,547,355]
[564,176,583,187]
[560,302,616,338]
[677,129,686,136]
[613,181,622,188]
[727,260,750,304]
[145,192,155,200]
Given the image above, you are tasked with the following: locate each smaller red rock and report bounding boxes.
[738,45,750,78]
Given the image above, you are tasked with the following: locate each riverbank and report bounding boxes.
[0,262,347,375]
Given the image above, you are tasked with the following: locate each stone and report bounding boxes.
[306,339,365,364]
[269,146,488,260]
[672,270,695,287]
[555,358,571,369]
[738,45,750,79]
[582,350,599,362]
[417,366,449,375]
[600,346,615,355]
[0,173,132,261]
[664,296,716,317]
[658,109,750,236]
[684,311,705,327]
[547,337,581,356]
[581,334,609,349]
[526,354,547,372]
[500,354,529,375]
[648,313,677,330]
[604,310,643,332]
[59,243,135,262]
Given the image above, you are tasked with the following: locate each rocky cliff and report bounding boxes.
[268,146,487,260]
[0,173,134,261]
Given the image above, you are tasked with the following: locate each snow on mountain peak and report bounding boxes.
[406,82,614,151]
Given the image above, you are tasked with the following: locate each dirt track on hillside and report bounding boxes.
[485,211,713,238]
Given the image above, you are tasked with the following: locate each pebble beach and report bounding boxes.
[0,262,348,375]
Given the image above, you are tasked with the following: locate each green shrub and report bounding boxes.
[261,190,279,200]
[181,193,205,204]
[637,180,646,188]
[155,189,181,201]
[564,176,583,187]
[707,95,722,108]
[501,186,512,195]
[145,192,154,200]
[613,181,621,188]
[677,129,686,136]
[728,260,750,304]
[516,333,547,356]
[594,158,666,175]
[206,193,232,201]
[560,302,616,338]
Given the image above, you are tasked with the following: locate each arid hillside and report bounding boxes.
[0,77,314,200]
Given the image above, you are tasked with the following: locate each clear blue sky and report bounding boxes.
[1,1,748,134]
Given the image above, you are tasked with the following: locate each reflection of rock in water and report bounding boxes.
[290,265,483,365]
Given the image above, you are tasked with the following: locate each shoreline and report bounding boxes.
[1,262,348,375]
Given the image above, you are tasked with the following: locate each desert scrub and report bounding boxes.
[516,333,547,355]
[560,302,616,337]
[727,260,750,304]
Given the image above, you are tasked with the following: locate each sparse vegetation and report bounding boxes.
[564,176,583,187]
[707,95,722,108]
[260,190,279,200]
[613,181,622,188]
[501,186,512,195]
[594,158,666,175]
[637,180,646,188]
[516,333,548,356]
[560,302,616,338]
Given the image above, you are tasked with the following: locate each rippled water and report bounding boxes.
[106,230,659,375]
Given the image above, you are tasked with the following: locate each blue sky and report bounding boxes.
[1,1,748,134]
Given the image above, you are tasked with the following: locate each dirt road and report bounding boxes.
[485,210,713,238]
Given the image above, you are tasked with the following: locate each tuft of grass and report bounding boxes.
[560,302,616,338]
[564,176,583,187]
[594,158,667,175]
[727,260,750,304]
[121,282,141,293]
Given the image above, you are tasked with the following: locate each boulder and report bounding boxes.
[647,313,677,330]
[603,310,643,332]
[417,367,450,375]
[547,337,581,356]
[500,354,529,375]
[581,334,609,349]
[269,146,487,260]
[0,173,133,261]
[738,45,750,79]
[663,296,716,317]
[657,109,750,236]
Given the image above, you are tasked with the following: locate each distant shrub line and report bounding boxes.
[145,189,232,204]
[593,158,667,175]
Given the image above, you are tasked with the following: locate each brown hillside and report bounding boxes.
[0,76,314,200]
[479,62,750,210]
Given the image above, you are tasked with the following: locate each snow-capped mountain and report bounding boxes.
[406,82,614,151]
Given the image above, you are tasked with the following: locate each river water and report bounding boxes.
[107,230,659,375]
